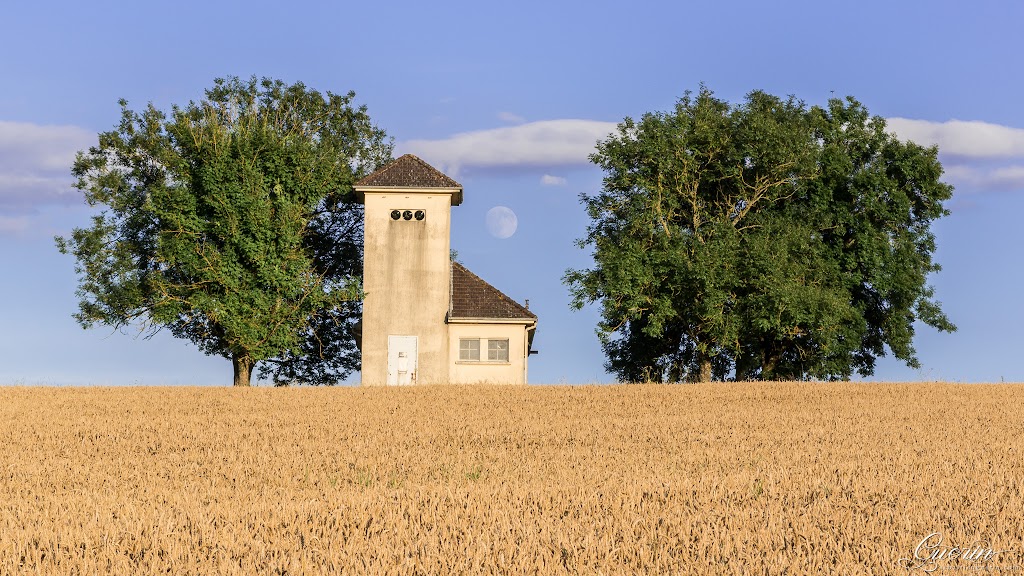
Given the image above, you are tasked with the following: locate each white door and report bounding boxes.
[387,335,418,386]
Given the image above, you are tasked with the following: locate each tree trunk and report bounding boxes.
[698,358,712,383]
[762,347,780,381]
[232,354,254,387]
[693,341,712,383]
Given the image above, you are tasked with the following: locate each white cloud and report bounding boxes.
[887,118,1024,159]
[399,119,618,175]
[940,164,977,183]
[940,164,1024,192]
[0,121,94,211]
[497,111,525,124]
[0,214,30,235]
[990,165,1024,187]
[886,117,1024,193]
[397,115,1024,195]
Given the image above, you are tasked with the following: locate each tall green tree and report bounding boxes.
[56,77,392,386]
[565,87,954,382]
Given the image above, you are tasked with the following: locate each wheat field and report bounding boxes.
[1,383,1022,574]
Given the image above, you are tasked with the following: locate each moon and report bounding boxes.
[485,206,518,239]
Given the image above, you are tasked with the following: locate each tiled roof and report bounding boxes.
[450,262,537,321]
[355,154,462,188]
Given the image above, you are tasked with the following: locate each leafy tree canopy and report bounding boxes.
[565,87,955,382]
[57,76,392,386]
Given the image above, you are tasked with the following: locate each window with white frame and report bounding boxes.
[459,338,480,361]
[458,338,511,363]
[488,339,509,362]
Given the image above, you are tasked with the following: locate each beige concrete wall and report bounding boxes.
[361,193,453,385]
[447,323,531,384]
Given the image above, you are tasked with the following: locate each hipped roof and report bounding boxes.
[450,261,536,322]
[355,154,461,188]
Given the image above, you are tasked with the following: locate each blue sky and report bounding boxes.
[2,0,1023,385]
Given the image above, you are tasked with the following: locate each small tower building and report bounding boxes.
[354,155,536,385]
